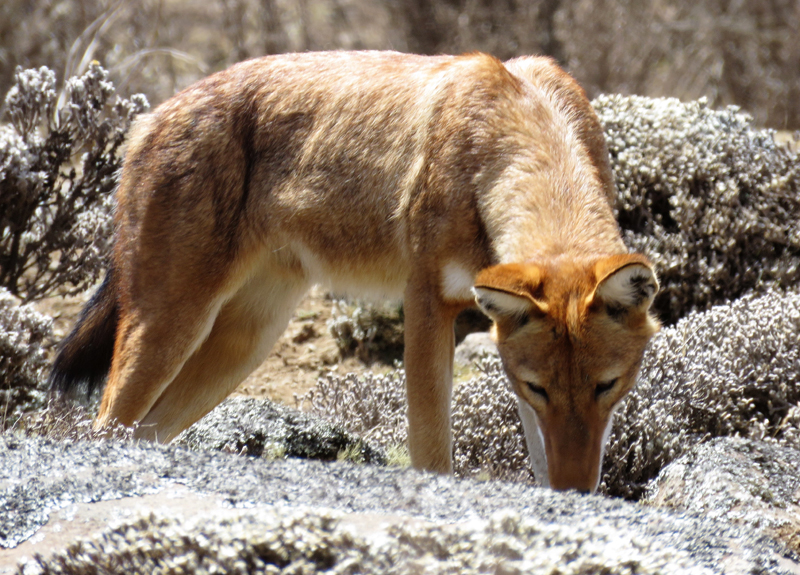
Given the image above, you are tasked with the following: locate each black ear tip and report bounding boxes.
[629,271,658,300]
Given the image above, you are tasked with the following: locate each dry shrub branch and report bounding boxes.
[0,63,147,301]
[0,63,145,424]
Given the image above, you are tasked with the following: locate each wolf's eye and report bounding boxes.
[595,378,618,398]
[526,382,549,402]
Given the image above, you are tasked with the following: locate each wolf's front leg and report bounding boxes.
[403,276,464,473]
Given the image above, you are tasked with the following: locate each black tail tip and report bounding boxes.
[48,345,111,402]
[47,270,118,402]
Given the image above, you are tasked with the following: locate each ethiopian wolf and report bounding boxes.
[50,51,659,492]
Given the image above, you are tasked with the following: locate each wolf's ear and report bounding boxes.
[591,255,658,318]
[472,286,536,323]
[472,263,547,324]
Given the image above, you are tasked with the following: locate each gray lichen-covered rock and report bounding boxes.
[13,508,722,575]
[175,396,385,465]
[593,94,800,325]
[2,436,797,574]
[644,436,800,555]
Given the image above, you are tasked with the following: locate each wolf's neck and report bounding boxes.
[484,154,625,265]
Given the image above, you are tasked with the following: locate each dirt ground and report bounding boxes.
[229,287,387,405]
[36,286,381,408]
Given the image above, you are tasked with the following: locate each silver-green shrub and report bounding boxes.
[0,288,52,425]
[594,94,800,324]
[327,299,405,363]
[299,359,531,482]
[450,367,532,482]
[0,63,147,301]
[602,288,800,499]
[298,370,409,453]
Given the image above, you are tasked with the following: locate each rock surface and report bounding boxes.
[175,396,385,464]
[2,436,799,574]
[453,331,498,366]
[645,436,800,555]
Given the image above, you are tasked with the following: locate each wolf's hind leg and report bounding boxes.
[135,273,308,443]
[95,288,227,434]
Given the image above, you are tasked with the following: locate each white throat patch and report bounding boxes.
[441,262,476,302]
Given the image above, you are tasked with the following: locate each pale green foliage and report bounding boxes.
[0,288,52,426]
[595,94,800,324]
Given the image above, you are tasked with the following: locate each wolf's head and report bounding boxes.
[474,254,659,492]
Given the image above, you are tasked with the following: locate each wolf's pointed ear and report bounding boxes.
[472,287,536,323]
[472,263,547,324]
[591,255,658,318]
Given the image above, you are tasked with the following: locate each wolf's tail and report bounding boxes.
[48,269,118,400]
